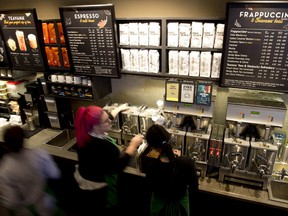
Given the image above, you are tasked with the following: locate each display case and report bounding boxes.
[41,19,71,71]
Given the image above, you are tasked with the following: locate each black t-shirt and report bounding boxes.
[140,149,199,200]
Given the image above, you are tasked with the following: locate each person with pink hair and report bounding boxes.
[73,103,143,215]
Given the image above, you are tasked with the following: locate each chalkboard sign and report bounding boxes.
[220,1,288,93]
[59,4,121,78]
[0,9,46,71]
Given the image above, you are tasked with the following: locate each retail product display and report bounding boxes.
[117,18,224,80]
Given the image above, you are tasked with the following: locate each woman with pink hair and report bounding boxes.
[73,104,143,215]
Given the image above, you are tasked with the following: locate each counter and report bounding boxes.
[24,128,288,212]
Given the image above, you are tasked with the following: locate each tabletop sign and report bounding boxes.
[195,81,212,106]
[59,4,121,78]
[180,82,195,104]
[0,9,46,71]
[165,80,180,102]
[220,2,288,93]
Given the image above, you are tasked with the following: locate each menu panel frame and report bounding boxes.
[0,8,47,72]
[59,4,121,78]
[165,80,180,102]
[180,81,195,104]
[0,34,10,69]
[195,81,212,106]
[220,1,288,93]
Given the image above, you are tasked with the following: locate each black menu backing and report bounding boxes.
[59,4,120,78]
[0,9,46,71]
[220,2,288,93]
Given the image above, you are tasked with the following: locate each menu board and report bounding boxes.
[0,9,46,71]
[59,4,121,78]
[0,34,9,68]
[220,2,288,93]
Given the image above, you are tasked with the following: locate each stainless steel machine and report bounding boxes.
[103,102,124,145]
[219,90,286,190]
[163,96,215,178]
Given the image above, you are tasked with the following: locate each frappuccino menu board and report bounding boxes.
[59,4,120,78]
[220,2,288,93]
[0,9,45,71]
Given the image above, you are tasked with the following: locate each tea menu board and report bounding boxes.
[59,4,120,78]
[220,2,288,93]
[0,9,45,71]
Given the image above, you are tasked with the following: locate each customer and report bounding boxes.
[0,125,61,216]
[74,104,143,216]
[140,124,199,216]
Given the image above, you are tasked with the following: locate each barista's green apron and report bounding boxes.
[104,136,119,208]
[150,188,190,216]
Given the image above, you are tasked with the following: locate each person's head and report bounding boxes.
[4,125,25,153]
[145,124,175,161]
[74,106,111,148]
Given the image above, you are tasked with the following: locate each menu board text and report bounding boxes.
[220,2,288,93]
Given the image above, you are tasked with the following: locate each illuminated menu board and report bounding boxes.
[59,4,121,78]
[0,9,46,71]
[220,2,288,93]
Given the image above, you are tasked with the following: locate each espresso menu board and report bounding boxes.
[0,9,45,71]
[220,2,288,93]
[59,4,120,78]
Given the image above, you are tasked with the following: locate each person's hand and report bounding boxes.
[129,134,143,148]
[125,134,144,156]
[110,103,130,119]
[118,103,129,112]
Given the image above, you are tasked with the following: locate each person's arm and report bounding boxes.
[109,103,129,119]
[124,134,143,156]
[33,148,61,179]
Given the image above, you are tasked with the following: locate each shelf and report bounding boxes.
[45,81,92,88]
[121,70,219,82]
[116,17,224,81]
[48,94,94,101]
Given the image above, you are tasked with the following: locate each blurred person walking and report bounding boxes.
[0,125,61,216]
[73,104,143,216]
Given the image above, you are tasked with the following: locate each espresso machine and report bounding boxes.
[219,90,286,190]
[163,95,215,178]
[121,105,142,146]
[103,102,124,145]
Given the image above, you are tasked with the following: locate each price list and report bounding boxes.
[60,4,120,78]
[221,2,288,93]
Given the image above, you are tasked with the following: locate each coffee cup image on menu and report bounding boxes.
[15,30,27,52]
[28,34,38,49]
[7,38,17,51]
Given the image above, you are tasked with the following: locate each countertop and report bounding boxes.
[24,128,288,211]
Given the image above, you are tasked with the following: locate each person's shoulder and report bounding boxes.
[176,156,196,166]
[28,147,50,158]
